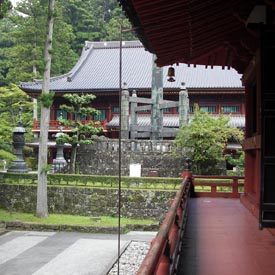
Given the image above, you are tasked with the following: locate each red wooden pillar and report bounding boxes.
[241,58,261,216]
[50,106,55,120]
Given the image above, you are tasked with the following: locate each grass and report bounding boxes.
[0,209,157,227]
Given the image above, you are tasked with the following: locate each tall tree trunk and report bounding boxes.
[36,0,55,218]
[69,145,77,174]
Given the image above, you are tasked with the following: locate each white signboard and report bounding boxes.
[129,163,141,177]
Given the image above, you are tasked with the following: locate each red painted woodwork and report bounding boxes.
[177,197,275,275]
[137,173,275,274]
[119,0,275,228]
[192,175,244,198]
[32,120,107,133]
[242,135,261,150]
[120,0,261,73]
[137,176,191,275]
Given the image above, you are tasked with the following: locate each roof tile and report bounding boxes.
[106,114,245,128]
[19,41,244,92]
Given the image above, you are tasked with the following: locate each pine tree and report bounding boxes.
[2,0,77,84]
[0,0,12,19]
[56,93,103,174]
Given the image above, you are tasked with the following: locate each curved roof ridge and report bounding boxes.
[85,40,143,49]
[67,42,95,82]
[19,43,95,88]
[19,71,72,87]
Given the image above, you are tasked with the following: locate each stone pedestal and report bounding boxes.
[51,142,67,173]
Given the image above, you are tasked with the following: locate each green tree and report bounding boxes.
[0,0,12,19]
[225,150,245,176]
[0,84,32,164]
[174,105,244,175]
[0,16,17,86]
[103,6,136,41]
[60,0,136,53]
[56,93,103,174]
[1,0,77,85]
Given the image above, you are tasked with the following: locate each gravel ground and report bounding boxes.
[107,241,150,275]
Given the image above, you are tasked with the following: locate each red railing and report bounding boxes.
[192,175,244,198]
[136,172,244,274]
[136,174,191,275]
[33,120,107,132]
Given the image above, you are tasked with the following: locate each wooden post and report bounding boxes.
[130,90,138,139]
[121,83,129,139]
[232,177,239,198]
[151,54,163,140]
[179,82,189,128]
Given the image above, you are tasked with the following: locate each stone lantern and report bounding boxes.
[51,115,67,173]
[7,104,29,173]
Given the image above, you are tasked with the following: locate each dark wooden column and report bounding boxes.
[260,25,275,228]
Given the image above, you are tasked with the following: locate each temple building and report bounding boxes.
[19,40,244,144]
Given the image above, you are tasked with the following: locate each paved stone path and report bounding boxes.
[0,230,156,275]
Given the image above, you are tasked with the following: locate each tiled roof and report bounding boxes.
[19,41,244,92]
[106,114,245,129]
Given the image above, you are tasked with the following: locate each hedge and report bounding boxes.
[0,172,182,190]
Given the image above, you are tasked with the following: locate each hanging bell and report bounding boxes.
[167,66,175,82]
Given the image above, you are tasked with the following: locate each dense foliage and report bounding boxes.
[0,84,33,165]
[0,0,12,19]
[174,105,244,175]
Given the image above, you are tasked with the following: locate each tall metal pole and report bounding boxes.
[117,25,137,274]
[117,24,123,275]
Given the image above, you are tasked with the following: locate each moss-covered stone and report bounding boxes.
[0,184,176,220]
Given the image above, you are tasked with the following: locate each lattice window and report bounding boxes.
[163,108,171,113]
[221,106,240,113]
[200,106,217,113]
[113,106,120,113]
[94,109,106,120]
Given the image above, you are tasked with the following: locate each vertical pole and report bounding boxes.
[130,90,138,139]
[33,98,38,120]
[151,54,163,140]
[179,82,189,128]
[232,178,239,198]
[121,83,129,139]
[117,24,122,275]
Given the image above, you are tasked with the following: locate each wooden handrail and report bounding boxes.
[136,176,191,275]
[192,175,244,198]
[136,173,244,274]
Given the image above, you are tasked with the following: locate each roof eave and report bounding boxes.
[118,0,155,54]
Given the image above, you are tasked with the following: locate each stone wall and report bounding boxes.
[77,138,184,177]
[0,184,177,221]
